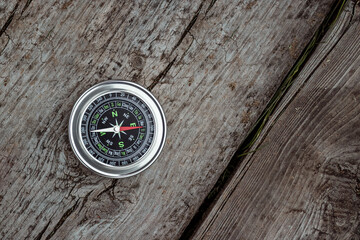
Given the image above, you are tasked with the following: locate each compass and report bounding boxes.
[69,80,166,178]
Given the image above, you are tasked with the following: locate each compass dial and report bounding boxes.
[82,92,154,166]
[69,81,166,178]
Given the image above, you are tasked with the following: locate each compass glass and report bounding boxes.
[80,92,155,166]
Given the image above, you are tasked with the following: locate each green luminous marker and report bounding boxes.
[112,110,118,117]
[100,132,106,136]
[118,141,124,148]
[104,104,109,110]
[97,143,107,153]
[130,123,136,127]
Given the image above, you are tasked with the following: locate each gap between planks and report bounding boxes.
[180,0,353,238]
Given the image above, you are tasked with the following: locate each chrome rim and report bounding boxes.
[68,80,166,178]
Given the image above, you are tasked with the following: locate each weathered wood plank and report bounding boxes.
[0,0,335,239]
[192,1,360,239]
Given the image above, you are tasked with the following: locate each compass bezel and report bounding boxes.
[69,80,166,178]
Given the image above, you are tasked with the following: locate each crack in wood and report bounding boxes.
[96,179,118,199]
[349,0,359,24]
[170,1,204,56]
[34,221,50,240]
[147,0,210,91]
[204,0,217,16]
[21,0,33,15]
[147,56,177,91]
[355,178,360,197]
[0,36,10,56]
[79,190,94,213]
[0,3,19,38]
[45,200,80,240]
[147,1,207,91]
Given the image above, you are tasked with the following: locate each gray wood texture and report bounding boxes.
[192,1,360,239]
[0,0,336,239]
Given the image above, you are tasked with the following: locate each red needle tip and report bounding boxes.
[119,126,143,131]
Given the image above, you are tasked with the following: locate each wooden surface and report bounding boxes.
[192,1,360,239]
[0,0,337,239]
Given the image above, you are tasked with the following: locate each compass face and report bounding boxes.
[81,92,154,166]
[69,81,166,178]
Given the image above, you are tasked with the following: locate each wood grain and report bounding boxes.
[192,1,360,239]
[0,0,335,239]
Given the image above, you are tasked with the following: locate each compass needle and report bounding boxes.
[120,126,143,131]
[69,80,166,178]
[91,127,115,133]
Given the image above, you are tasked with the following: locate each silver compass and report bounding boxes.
[68,80,166,178]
